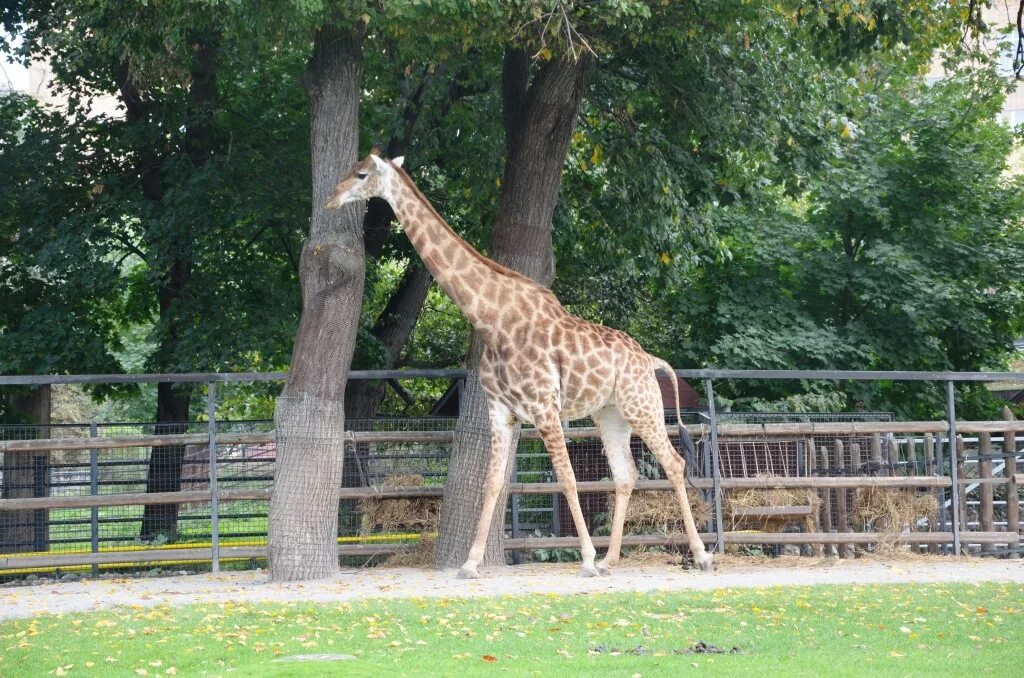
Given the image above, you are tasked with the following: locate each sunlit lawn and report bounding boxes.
[48,506,269,545]
[2,582,1021,677]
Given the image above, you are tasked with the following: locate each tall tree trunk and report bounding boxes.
[434,50,591,568]
[138,28,220,540]
[0,385,51,553]
[139,382,191,540]
[267,23,364,582]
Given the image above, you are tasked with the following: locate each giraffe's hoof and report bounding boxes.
[457,566,480,580]
[577,565,601,578]
[694,551,714,573]
[596,564,612,576]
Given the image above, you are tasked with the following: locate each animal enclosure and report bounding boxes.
[0,369,1021,577]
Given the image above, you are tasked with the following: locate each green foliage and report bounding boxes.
[1,0,1021,422]
[554,0,965,321]
[0,94,124,378]
[656,70,1024,418]
[2,1,312,418]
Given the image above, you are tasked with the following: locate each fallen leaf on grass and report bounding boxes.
[482,655,497,662]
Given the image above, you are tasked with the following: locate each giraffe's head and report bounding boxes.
[325,147,405,209]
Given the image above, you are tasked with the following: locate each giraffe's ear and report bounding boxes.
[392,156,405,168]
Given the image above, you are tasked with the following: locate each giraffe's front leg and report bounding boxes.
[457,400,516,580]
[533,409,600,578]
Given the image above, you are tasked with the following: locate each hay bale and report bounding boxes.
[607,490,711,533]
[854,487,937,533]
[724,477,820,533]
[358,474,441,534]
[385,534,437,567]
[619,545,685,565]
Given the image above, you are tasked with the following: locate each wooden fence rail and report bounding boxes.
[3,417,1021,572]
[0,476,968,512]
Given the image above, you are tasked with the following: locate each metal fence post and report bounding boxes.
[510,439,521,565]
[704,379,725,553]
[90,421,98,578]
[946,381,962,555]
[208,382,219,573]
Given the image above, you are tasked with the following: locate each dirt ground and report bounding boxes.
[2,556,1022,621]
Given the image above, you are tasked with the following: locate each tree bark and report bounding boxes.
[267,22,364,582]
[139,382,190,540]
[0,385,51,553]
[434,50,592,568]
[138,28,220,541]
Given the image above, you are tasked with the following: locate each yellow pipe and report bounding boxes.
[0,532,426,576]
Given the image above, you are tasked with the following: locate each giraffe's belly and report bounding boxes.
[558,370,617,422]
[559,392,614,422]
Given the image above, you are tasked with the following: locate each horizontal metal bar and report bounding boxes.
[6,530,1020,571]
[505,531,1014,550]
[673,369,1024,382]
[9,421,1024,454]
[0,368,468,386]
[1,367,1021,386]
[0,432,271,453]
[0,489,270,511]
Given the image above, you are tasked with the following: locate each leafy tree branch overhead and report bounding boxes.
[1,0,1021,422]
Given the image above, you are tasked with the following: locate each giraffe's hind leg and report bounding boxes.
[592,406,636,575]
[620,375,712,572]
[634,420,712,571]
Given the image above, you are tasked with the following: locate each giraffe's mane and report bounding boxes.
[391,163,559,300]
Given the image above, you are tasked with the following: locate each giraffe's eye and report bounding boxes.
[355,172,368,180]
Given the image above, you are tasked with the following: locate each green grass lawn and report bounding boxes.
[2,582,1021,677]
[48,504,270,546]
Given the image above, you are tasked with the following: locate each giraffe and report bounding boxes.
[326,149,712,578]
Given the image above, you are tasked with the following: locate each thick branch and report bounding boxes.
[344,260,434,420]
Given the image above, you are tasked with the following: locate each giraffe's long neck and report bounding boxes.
[385,172,521,340]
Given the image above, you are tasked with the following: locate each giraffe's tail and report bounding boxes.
[650,356,697,489]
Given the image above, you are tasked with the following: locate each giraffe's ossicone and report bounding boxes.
[327,149,712,578]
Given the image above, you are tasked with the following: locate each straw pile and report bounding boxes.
[607,490,712,534]
[619,545,686,565]
[853,487,937,533]
[724,478,820,533]
[358,474,441,534]
[385,534,437,567]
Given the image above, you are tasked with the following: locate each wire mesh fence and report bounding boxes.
[0,419,276,576]
[1,369,1022,579]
